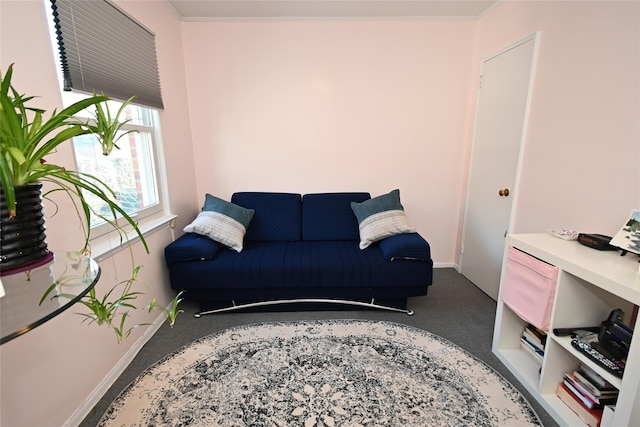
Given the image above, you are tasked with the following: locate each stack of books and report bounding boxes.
[520,323,547,366]
[556,362,619,427]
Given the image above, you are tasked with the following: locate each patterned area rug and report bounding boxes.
[100,320,541,426]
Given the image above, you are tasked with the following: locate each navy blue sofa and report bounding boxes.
[164,192,433,316]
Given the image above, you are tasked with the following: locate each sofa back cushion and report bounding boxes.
[302,192,370,241]
[231,192,302,241]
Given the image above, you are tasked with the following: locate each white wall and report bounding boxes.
[182,20,478,263]
[0,1,196,426]
[473,1,639,238]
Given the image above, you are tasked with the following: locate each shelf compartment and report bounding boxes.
[538,338,585,394]
[496,348,542,388]
[552,271,635,332]
[494,301,530,350]
[552,335,623,389]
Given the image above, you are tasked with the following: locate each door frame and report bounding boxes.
[459,32,541,280]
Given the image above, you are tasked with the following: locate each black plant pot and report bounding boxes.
[1,182,49,273]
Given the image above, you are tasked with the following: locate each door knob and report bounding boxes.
[498,189,510,197]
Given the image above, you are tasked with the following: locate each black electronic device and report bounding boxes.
[598,309,633,359]
[571,339,625,377]
[577,233,617,251]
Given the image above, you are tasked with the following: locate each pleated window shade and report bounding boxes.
[50,0,163,109]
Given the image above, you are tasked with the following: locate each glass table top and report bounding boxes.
[0,252,100,344]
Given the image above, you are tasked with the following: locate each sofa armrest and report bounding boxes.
[379,233,431,261]
[165,233,223,266]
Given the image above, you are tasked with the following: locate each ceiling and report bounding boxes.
[167,0,500,20]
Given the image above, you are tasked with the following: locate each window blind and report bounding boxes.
[50,0,164,109]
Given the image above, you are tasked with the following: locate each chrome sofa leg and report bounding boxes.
[193,298,415,317]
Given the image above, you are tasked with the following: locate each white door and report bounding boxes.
[460,35,537,300]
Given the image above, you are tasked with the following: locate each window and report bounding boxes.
[47,0,169,245]
[63,94,164,238]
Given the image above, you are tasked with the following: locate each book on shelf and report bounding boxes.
[563,373,618,408]
[579,362,617,390]
[573,369,618,397]
[557,383,603,427]
[563,378,600,409]
[520,337,543,365]
[520,323,546,366]
[520,333,544,355]
[524,323,547,348]
[522,329,545,352]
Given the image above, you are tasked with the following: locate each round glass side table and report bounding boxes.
[0,252,101,344]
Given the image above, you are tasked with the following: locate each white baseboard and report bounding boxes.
[64,311,168,427]
[433,261,457,269]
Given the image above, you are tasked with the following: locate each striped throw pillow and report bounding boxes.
[184,194,254,252]
[350,189,415,250]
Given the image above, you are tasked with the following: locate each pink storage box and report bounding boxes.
[501,247,559,331]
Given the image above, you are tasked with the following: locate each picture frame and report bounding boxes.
[610,210,640,255]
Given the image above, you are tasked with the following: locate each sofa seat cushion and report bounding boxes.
[302,192,370,241]
[168,240,431,292]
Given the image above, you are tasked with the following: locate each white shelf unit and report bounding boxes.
[493,233,640,426]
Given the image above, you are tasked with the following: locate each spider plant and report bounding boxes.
[0,64,142,239]
[1,64,181,339]
[93,94,138,156]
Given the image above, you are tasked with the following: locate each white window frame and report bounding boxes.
[66,99,167,241]
[65,95,172,257]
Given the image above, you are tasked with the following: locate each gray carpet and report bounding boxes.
[79,268,559,426]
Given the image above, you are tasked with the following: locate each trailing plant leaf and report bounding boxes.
[148,291,185,327]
